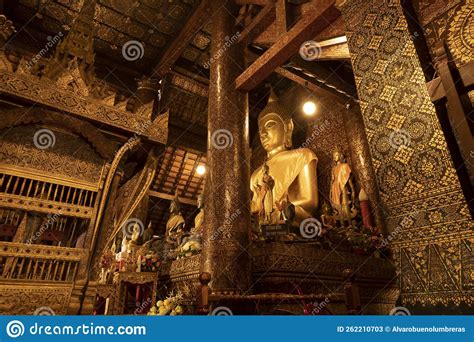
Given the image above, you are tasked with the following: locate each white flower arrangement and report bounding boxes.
[176,239,202,259]
[148,292,184,316]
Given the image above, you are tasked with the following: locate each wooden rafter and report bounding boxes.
[152,0,211,77]
[148,190,197,206]
[427,60,474,102]
[235,0,340,91]
[275,66,351,105]
[274,0,288,36]
[238,0,276,44]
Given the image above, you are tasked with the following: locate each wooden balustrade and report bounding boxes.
[0,173,97,207]
[0,241,87,282]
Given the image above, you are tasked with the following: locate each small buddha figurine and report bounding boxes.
[329,150,356,224]
[250,89,319,229]
[189,193,204,237]
[165,192,185,245]
[260,162,275,224]
[127,222,141,253]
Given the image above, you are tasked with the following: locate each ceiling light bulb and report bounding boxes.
[303,101,317,116]
[196,165,206,175]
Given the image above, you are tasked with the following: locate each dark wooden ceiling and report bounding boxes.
[8,0,212,76]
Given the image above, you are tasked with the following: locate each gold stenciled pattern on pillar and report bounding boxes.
[340,0,473,306]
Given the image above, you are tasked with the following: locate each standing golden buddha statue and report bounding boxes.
[250,90,319,230]
[329,150,356,225]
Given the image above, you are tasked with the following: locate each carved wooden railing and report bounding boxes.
[0,171,98,219]
[197,270,360,315]
[0,242,87,282]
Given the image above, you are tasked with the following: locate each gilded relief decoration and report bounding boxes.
[413,0,473,67]
[0,54,168,144]
[340,0,473,306]
[0,125,105,183]
[447,0,473,65]
[0,285,72,315]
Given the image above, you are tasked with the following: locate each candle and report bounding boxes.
[359,188,373,227]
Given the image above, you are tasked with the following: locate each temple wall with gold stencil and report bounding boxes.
[412,0,473,68]
[339,0,474,310]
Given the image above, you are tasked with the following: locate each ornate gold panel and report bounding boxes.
[340,0,473,306]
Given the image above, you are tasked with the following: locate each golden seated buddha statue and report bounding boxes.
[250,90,319,230]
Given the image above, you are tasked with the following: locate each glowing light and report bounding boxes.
[302,101,317,116]
[196,165,206,175]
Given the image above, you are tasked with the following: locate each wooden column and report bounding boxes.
[200,0,251,295]
[338,0,473,307]
[342,103,386,232]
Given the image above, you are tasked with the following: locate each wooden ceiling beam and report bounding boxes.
[236,0,270,5]
[235,0,340,91]
[238,0,276,44]
[275,66,350,105]
[426,60,474,102]
[149,190,197,206]
[152,0,211,78]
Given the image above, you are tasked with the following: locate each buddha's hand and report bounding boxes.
[275,198,287,211]
[250,200,259,214]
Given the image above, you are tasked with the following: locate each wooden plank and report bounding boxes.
[235,0,340,91]
[427,60,474,101]
[148,190,197,206]
[275,66,350,105]
[152,0,211,77]
[274,0,288,36]
[238,1,276,44]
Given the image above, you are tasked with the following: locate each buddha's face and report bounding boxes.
[197,195,203,209]
[258,113,289,153]
[170,201,177,213]
[333,151,342,162]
